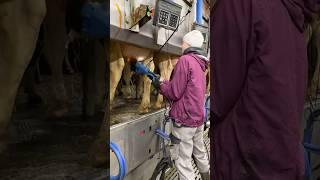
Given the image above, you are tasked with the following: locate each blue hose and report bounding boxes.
[196,0,203,24]
[110,142,127,180]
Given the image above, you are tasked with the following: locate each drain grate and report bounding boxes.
[164,128,210,180]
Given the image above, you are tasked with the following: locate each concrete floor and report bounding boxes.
[0,73,106,179]
[0,103,105,179]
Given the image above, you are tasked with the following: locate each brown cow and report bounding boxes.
[110,40,154,113]
[0,0,46,152]
[110,40,184,113]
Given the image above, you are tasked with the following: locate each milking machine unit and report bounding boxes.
[131,62,160,83]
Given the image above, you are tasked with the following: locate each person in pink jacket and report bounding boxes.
[154,30,210,180]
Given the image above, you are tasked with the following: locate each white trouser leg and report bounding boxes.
[192,125,210,173]
[171,125,196,180]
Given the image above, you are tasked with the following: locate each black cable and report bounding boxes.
[182,0,193,7]
[129,19,141,30]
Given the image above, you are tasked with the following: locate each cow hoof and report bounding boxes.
[138,106,150,114]
[0,141,8,154]
[95,104,105,113]
[122,93,132,99]
[27,94,43,105]
[123,95,132,99]
[154,102,164,109]
[51,107,69,118]
[88,141,107,168]
[121,87,132,99]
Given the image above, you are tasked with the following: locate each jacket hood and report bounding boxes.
[281,0,305,32]
[183,47,209,72]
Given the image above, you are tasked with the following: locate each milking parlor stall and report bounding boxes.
[109,0,210,179]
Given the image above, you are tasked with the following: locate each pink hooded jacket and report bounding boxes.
[160,48,209,127]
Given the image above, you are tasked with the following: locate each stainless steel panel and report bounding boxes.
[110,24,182,55]
[110,109,166,176]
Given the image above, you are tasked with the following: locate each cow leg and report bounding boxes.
[138,60,154,114]
[88,113,107,167]
[206,69,210,94]
[309,23,320,98]
[136,74,144,99]
[304,24,312,46]
[155,55,173,109]
[83,40,107,116]
[64,51,74,74]
[23,36,45,104]
[122,61,133,99]
[95,40,107,112]
[0,0,46,152]
[23,64,43,104]
[82,40,97,117]
[110,42,125,107]
[306,23,314,98]
[87,42,108,167]
[43,0,68,117]
[315,24,320,97]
